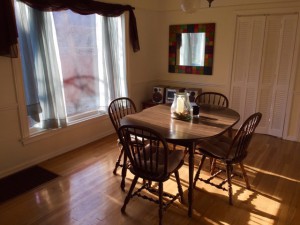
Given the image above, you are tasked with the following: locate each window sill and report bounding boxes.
[21,112,109,145]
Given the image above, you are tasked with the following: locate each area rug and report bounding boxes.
[0,165,59,203]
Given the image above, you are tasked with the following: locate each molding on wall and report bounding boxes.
[0,103,18,111]
[130,79,156,85]
[297,112,300,142]
[294,91,300,95]
[151,0,300,13]
[285,135,299,142]
[295,91,300,142]
[154,79,227,89]
[284,91,300,142]
[200,0,300,8]
[11,57,31,139]
[0,129,115,179]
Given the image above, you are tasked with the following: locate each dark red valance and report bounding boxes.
[0,0,18,57]
[0,0,140,58]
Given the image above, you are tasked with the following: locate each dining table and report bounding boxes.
[120,103,240,217]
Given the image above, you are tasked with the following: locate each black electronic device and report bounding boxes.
[152,86,166,103]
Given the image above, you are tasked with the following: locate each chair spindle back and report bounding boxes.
[118,125,170,180]
[227,112,262,162]
[108,97,137,132]
[195,92,229,108]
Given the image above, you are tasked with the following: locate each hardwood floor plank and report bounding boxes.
[0,133,300,225]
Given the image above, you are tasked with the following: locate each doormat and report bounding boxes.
[0,165,59,203]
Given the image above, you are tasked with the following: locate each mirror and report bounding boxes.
[178,33,205,66]
[168,23,215,75]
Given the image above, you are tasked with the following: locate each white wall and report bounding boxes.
[155,6,235,97]
[126,7,161,108]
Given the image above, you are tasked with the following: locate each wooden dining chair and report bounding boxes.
[118,124,185,225]
[195,92,229,108]
[195,92,230,173]
[193,112,262,205]
[108,97,137,175]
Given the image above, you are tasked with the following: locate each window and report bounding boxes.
[14,1,127,134]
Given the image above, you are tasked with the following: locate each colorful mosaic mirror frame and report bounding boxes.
[168,23,215,75]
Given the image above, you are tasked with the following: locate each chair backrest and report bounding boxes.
[195,92,229,108]
[108,97,137,132]
[227,112,262,162]
[118,125,170,180]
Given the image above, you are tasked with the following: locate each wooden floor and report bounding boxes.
[0,133,300,225]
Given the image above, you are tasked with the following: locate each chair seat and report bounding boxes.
[131,148,185,180]
[155,149,185,173]
[197,135,235,160]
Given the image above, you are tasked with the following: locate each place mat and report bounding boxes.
[0,165,59,203]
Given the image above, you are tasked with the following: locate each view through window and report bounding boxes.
[15,3,127,132]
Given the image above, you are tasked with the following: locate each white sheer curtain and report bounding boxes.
[15,1,67,129]
[97,15,127,111]
[15,1,127,130]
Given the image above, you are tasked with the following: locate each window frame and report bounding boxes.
[11,8,130,144]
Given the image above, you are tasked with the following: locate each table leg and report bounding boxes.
[188,142,194,217]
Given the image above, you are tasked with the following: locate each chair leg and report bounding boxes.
[210,158,216,175]
[120,152,127,191]
[158,182,163,225]
[226,164,233,205]
[121,175,138,213]
[113,145,124,175]
[239,162,250,189]
[193,155,206,188]
[142,179,151,187]
[174,171,184,204]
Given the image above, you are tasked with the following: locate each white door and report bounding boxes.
[230,16,266,127]
[230,14,298,138]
